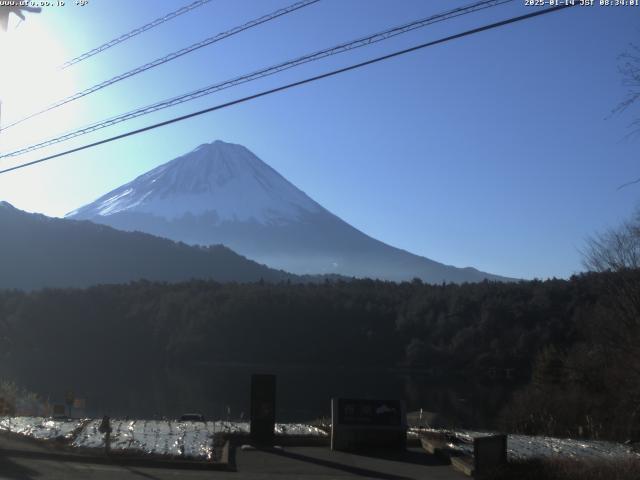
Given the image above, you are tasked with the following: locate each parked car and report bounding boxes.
[179,413,205,422]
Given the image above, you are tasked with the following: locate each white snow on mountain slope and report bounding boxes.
[67,140,322,225]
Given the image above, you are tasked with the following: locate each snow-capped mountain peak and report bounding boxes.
[67,140,321,225]
[67,140,513,283]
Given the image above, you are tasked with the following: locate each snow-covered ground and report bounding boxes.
[0,417,83,441]
[0,417,326,461]
[413,428,640,461]
[73,419,217,460]
[6,417,633,462]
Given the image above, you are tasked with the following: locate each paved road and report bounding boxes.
[0,433,465,479]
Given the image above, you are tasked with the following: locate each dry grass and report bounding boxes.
[488,457,640,480]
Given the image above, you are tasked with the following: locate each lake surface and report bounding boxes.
[10,363,513,429]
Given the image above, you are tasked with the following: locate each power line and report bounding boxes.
[3,0,320,132]
[0,4,576,177]
[60,0,213,69]
[617,177,640,190]
[0,0,513,159]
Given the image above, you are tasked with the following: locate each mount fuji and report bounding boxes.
[67,140,511,283]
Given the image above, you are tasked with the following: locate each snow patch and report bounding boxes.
[412,428,640,461]
[0,416,82,440]
[67,140,322,225]
[1,417,327,461]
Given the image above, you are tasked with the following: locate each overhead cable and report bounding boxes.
[3,0,319,131]
[0,4,576,176]
[60,0,214,69]
[1,0,513,159]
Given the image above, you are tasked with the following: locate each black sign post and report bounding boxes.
[250,374,276,445]
[65,391,74,418]
[474,434,507,478]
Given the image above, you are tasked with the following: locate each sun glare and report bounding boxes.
[0,13,80,152]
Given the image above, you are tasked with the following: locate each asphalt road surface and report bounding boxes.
[0,432,465,479]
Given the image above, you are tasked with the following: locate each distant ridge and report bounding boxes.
[0,201,299,290]
[68,140,514,283]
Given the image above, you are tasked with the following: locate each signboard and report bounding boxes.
[73,398,86,410]
[337,399,403,426]
[474,434,507,477]
[250,374,276,444]
[331,398,407,452]
[52,404,66,417]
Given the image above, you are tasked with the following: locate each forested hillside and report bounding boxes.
[0,201,297,289]
[1,270,638,440]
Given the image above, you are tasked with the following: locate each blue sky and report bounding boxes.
[0,0,638,280]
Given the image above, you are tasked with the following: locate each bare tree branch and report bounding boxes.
[583,209,640,272]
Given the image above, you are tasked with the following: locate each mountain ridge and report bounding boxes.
[67,140,515,283]
[0,201,305,290]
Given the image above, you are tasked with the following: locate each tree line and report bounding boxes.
[0,267,638,440]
